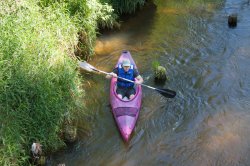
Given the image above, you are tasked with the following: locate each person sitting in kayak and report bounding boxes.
[106,59,143,99]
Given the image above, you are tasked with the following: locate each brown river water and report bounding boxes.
[48,0,250,165]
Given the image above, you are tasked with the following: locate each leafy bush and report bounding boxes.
[103,0,146,14]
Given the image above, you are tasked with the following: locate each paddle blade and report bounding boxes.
[156,88,176,98]
[79,61,96,72]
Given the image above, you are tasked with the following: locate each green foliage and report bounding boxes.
[152,60,160,71]
[0,1,84,165]
[154,66,167,80]
[103,0,146,14]
[152,61,167,80]
[37,0,119,58]
[96,3,119,29]
[72,0,118,57]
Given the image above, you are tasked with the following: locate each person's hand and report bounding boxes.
[135,75,143,85]
[109,72,117,77]
[106,72,117,79]
[135,79,141,85]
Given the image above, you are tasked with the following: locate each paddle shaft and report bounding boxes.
[79,61,176,98]
[92,68,164,91]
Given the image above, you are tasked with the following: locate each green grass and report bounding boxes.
[38,0,119,59]
[102,0,146,14]
[0,1,83,165]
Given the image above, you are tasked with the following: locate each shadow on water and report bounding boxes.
[47,0,250,165]
[95,1,157,57]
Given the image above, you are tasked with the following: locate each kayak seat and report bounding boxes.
[114,107,138,117]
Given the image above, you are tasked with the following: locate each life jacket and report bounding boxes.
[117,64,134,88]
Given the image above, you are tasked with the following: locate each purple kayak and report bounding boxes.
[110,51,142,142]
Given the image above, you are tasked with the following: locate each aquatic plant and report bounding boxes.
[152,61,167,81]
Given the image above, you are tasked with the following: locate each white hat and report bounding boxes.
[122,59,131,67]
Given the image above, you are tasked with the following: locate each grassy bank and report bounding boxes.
[0,1,84,165]
[0,0,146,165]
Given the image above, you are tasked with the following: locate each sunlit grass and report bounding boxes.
[104,0,145,14]
[0,1,83,165]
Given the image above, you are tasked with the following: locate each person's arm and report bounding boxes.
[133,69,143,84]
[106,68,118,79]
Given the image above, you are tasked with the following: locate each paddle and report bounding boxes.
[79,61,176,98]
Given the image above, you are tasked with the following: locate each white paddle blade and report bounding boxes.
[79,61,95,72]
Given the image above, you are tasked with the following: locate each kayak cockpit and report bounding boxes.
[113,82,140,102]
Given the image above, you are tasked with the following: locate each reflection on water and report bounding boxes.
[48,0,250,165]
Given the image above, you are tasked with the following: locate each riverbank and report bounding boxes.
[0,0,147,165]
